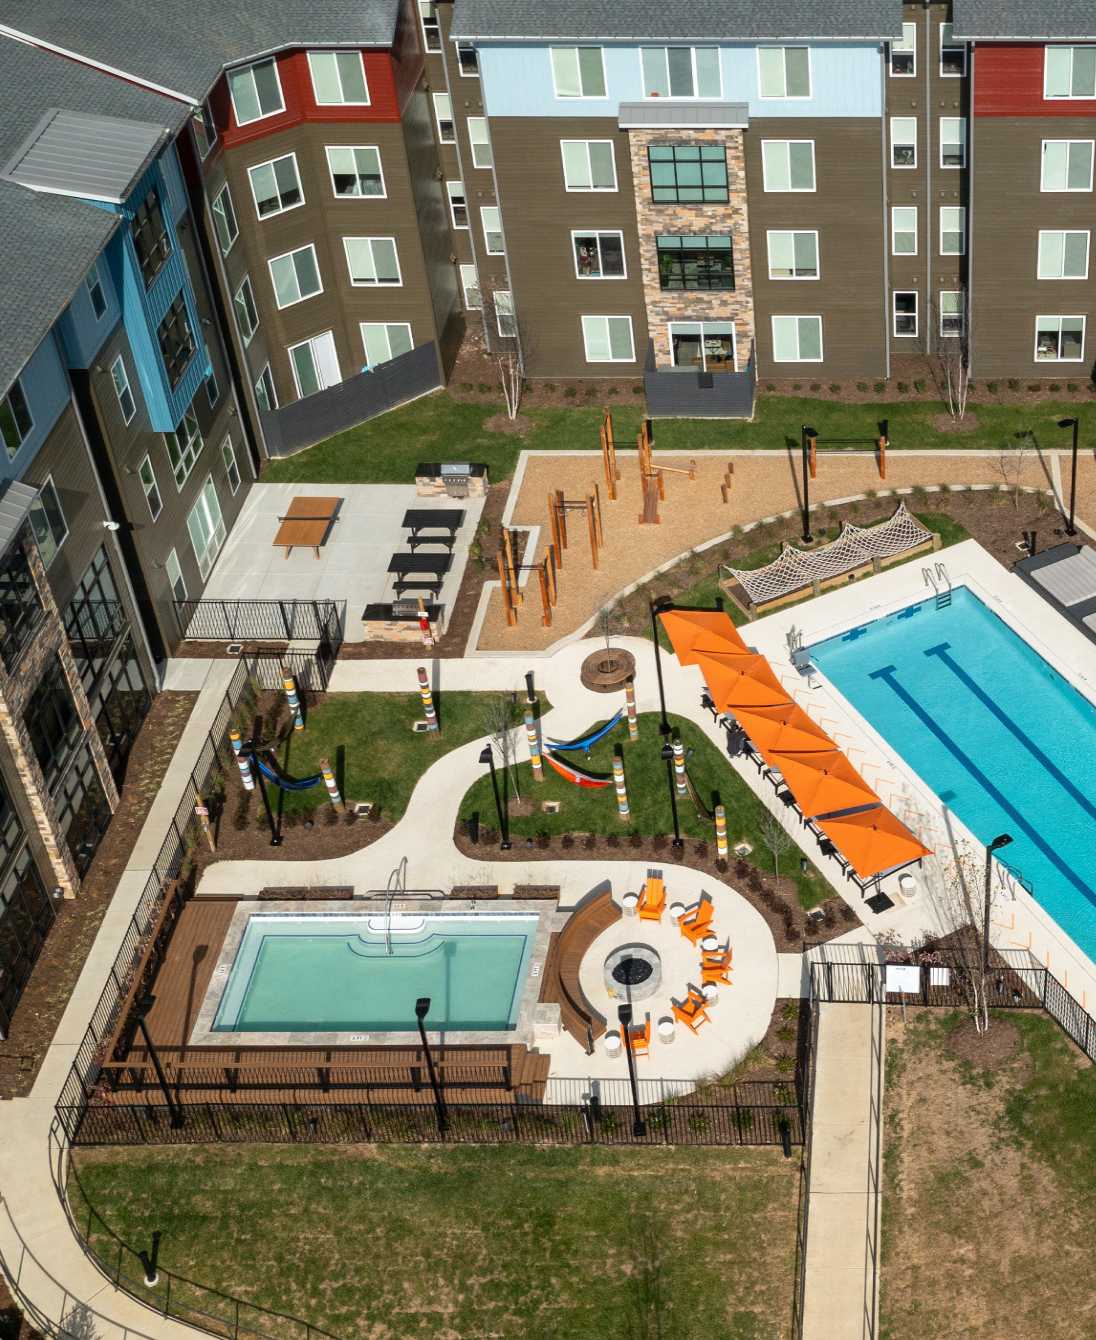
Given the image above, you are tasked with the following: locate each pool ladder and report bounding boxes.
[922,562,952,610]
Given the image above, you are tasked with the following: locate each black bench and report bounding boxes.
[402,508,464,551]
[387,552,452,597]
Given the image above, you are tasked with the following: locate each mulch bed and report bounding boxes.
[0,693,197,1100]
[0,1278,43,1340]
[948,1016,1023,1072]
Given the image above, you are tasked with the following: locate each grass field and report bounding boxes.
[262,390,1084,486]
[69,1144,800,1340]
[881,1009,1096,1340]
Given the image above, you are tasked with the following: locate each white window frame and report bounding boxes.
[28,477,67,568]
[1034,315,1086,361]
[761,140,816,192]
[757,45,812,99]
[641,46,723,99]
[359,322,414,368]
[770,315,824,363]
[288,331,342,399]
[939,206,966,256]
[1040,139,1095,192]
[891,117,917,169]
[766,230,820,280]
[939,23,967,77]
[343,236,402,287]
[306,50,370,106]
[939,117,967,169]
[255,364,278,412]
[85,261,107,320]
[571,230,627,280]
[495,291,517,338]
[221,435,242,495]
[233,275,259,345]
[459,263,481,310]
[939,291,964,339]
[468,117,492,169]
[667,321,738,372]
[580,315,635,364]
[550,46,608,100]
[560,140,617,192]
[138,454,162,521]
[433,92,455,143]
[1037,230,1091,280]
[456,42,479,77]
[109,355,136,425]
[889,23,916,77]
[325,145,385,199]
[192,101,217,159]
[268,244,323,310]
[891,206,918,256]
[165,404,203,490]
[187,475,226,581]
[228,58,285,127]
[447,180,468,229]
[211,183,239,255]
[247,153,304,220]
[165,548,187,603]
[1044,46,1096,100]
[480,205,504,255]
[893,291,919,338]
[418,0,441,52]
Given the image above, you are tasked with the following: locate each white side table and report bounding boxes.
[701,983,719,1003]
[604,1030,622,1057]
[657,1017,675,1044]
[668,902,686,923]
[701,934,719,952]
[898,873,918,901]
[622,892,639,917]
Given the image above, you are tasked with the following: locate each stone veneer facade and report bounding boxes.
[626,127,755,370]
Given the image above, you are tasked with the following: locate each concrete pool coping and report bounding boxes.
[190,899,564,1048]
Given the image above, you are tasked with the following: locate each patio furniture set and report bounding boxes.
[387,508,463,598]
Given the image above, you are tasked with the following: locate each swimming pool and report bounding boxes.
[810,586,1096,962]
[211,912,538,1034]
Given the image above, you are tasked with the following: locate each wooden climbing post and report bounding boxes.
[600,422,618,501]
[720,461,734,504]
[537,560,552,626]
[497,551,517,626]
[586,494,599,569]
[592,483,605,546]
[546,544,558,604]
[878,434,888,480]
[554,490,568,549]
[502,526,522,606]
[808,434,818,480]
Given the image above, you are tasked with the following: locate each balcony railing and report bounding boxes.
[644,339,756,418]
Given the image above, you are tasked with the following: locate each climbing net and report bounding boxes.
[723,503,934,605]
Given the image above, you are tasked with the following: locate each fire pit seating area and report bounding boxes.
[538,888,622,1048]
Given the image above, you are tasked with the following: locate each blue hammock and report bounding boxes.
[546,710,624,753]
[252,752,323,792]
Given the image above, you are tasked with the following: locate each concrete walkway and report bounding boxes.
[801,1000,885,1340]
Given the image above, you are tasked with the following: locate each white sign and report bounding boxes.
[885,964,921,994]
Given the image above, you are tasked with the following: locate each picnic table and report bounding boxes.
[401,508,464,551]
[273,497,342,558]
[387,552,452,597]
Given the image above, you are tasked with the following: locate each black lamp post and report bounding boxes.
[415,996,448,1134]
[659,741,684,852]
[800,426,817,544]
[650,596,673,736]
[982,834,1013,972]
[478,744,512,849]
[617,1004,646,1138]
[1057,416,1080,537]
[132,993,183,1129]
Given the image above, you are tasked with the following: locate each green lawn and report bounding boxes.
[458,710,830,907]
[262,390,1085,486]
[69,1144,799,1340]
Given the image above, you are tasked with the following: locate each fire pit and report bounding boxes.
[604,943,661,1002]
[580,647,636,693]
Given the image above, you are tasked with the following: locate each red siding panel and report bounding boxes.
[975,43,1096,116]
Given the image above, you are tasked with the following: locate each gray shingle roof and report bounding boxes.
[451,1,902,42]
[951,3,1096,39]
[0,0,402,102]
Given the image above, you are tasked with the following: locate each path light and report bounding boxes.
[415,997,448,1135]
[1057,417,1080,537]
[800,426,817,544]
[659,741,684,852]
[650,596,674,736]
[982,834,1013,972]
[618,1004,646,1138]
[478,744,511,850]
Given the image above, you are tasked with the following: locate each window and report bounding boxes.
[28,478,67,568]
[1038,231,1090,279]
[327,145,384,198]
[255,365,277,412]
[248,154,303,219]
[60,546,125,700]
[940,117,966,168]
[157,294,196,388]
[233,275,259,344]
[1041,140,1094,191]
[268,244,323,308]
[221,436,241,495]
[433,93,455,142]
[205,370,219,409]
[165,403,203,487]
[481,205,504,254]
[0,546,43,671]
[307,50,369,105]
[641,46,721,98]
[649,144,728,202]
[192,101,217,158]
[758,46,811,97]
[767,230,819,280]
[581,315,635,363]
[550,46,606,98]
[187,477,225,580]
[460,263,481,310]
[891,206,918,256]
[573,231,626,279]
[228,58,284,125]
[419,1,441,52]
[940,24,966,77]
[893,291,918,337]
[668,322,736,372]
[0,379,32,458]
[1035,315,1086,360]
[891,118,917,168]
[457,42,478,76]
[210,184,238,255]
[1045,46,1096,99]
[761,140,815,191]
[109,356,136,425]
[289,331,341,398]
[360,323,414,368]
[495,291,517,338]
[343,236,401,285]
[657,234,734,290]
[165,549,186,602]
[130,189,171,286]
[890,23,916,77]
[138,455,162,520]
[86,263,107,320]
[561,140,616,191]
[468,117,492,169]
[22,658,79,789]
[447,180,468,228]
[771,315,823,362]
[940,206,966,255]
[939,291,964,338]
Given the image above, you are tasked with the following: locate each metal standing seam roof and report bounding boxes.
[0,480,39,558]
[1028,546,1096,607]
[951,1,1096,39]
[619,100,749,128]
[3,109,167,204]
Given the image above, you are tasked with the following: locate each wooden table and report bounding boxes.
[273,496,342,558]
[401,508,464,550]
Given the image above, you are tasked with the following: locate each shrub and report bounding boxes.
[606,833,620,847]
[746,868,763,892]
[823,904,837,928]
[770,895,789,918]
[653,834,668,852]
[1028,382,1041,392]
[896,381,909,393]
[874,380,886,394]
[781,1000,799,1022]
[776,1024,795,1043]
[1068,382,1079,392]
[628,832,642,848]
[536,832,550,849]
[715,858,728,874]
[583,385,597,397]
[561,833,574,849]
[765,382,776,391]
[583,834,596,850]
[460,381,474,392]
[913,379,926,393]
[810,382,822,392]
[783,925,801,945]
[840,903,857,923]
[734,858,750,880]
[564,385,578,398]
[607,385,619,396]
[324,806,338,826]
[857,381,869,392]
[477,382,491,394]
[694,840,709,859]
[792,382,802,391]
[775,1052,796,1072]
[632,385,644,395]
[543,382,556,393]
[986,380,999,393]
[1007,378,1020,391]
[1049,382,1061,392]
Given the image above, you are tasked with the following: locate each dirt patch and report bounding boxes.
[483,412,532,436]
[947,1015,1022,1071]
[933,411,981,433]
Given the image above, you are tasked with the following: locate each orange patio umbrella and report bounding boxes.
[765,747,880,818]
[732,702,835,755]
[694,649,791,712]
[817,806,933,881]
[658,608,747,664]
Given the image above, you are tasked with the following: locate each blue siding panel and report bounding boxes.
[1,334,70,482]
[159,145,189,226]
[56,256,121,369]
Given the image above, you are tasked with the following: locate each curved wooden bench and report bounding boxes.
[538,889,621,1050]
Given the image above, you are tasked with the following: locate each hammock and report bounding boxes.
[252,751,323,792]
[546,710,624,752]
[543,751,612,788]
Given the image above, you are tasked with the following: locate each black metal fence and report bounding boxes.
[0,865,56,1040]
[174,599,345,645]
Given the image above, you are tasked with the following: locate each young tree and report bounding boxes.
[481,694,522,801]
[927,843,994,1035]
[760,812,796,877]
[993,431,1031,510]
[597,601,620,656]
[482,288,526,421]
[926,285,971,423]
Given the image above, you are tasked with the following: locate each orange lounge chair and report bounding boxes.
[701,961,732,987]
[679,896,714,943]
[701,945,732,970]
[637,874,665,922]
[624,1015,651,1057]
[671,991,711,1033]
